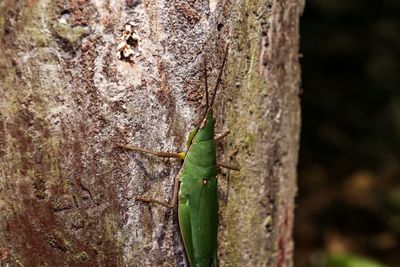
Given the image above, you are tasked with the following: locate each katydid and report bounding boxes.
[117,47,239,267]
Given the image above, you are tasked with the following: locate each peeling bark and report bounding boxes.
[0,0,303,266]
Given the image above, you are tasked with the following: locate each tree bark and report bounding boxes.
[0,0,303,266]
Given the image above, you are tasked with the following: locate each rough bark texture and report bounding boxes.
[0,0,303,266]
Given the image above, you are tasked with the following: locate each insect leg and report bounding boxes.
[116,143,184,159]
[135,175,180,209]
[217,162,240,171]
[214,130,230,142]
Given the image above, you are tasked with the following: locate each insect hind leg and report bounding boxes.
[135,175,180,209]
[135,196,174,208]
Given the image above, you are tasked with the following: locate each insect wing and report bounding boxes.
[178,113,219,266]
[178,176,218,267]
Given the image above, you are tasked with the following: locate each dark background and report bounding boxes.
[295,0,400,266]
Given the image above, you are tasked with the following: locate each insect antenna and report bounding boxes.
[208,45,229,114]
[198,45,229,127]
[204,55,209,111]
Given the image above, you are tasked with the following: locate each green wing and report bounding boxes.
[178,193,195,265]
[178,176,218,267]
[178,113,219,267]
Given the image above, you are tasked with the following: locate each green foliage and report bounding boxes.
[313,253,388,267]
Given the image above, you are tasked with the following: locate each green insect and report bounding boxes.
[117,47,239,267]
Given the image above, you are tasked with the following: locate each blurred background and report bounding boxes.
[295,1,400,267]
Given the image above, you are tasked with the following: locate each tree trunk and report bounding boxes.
[0,0,303,266]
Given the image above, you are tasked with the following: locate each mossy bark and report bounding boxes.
[0,0,303,266]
